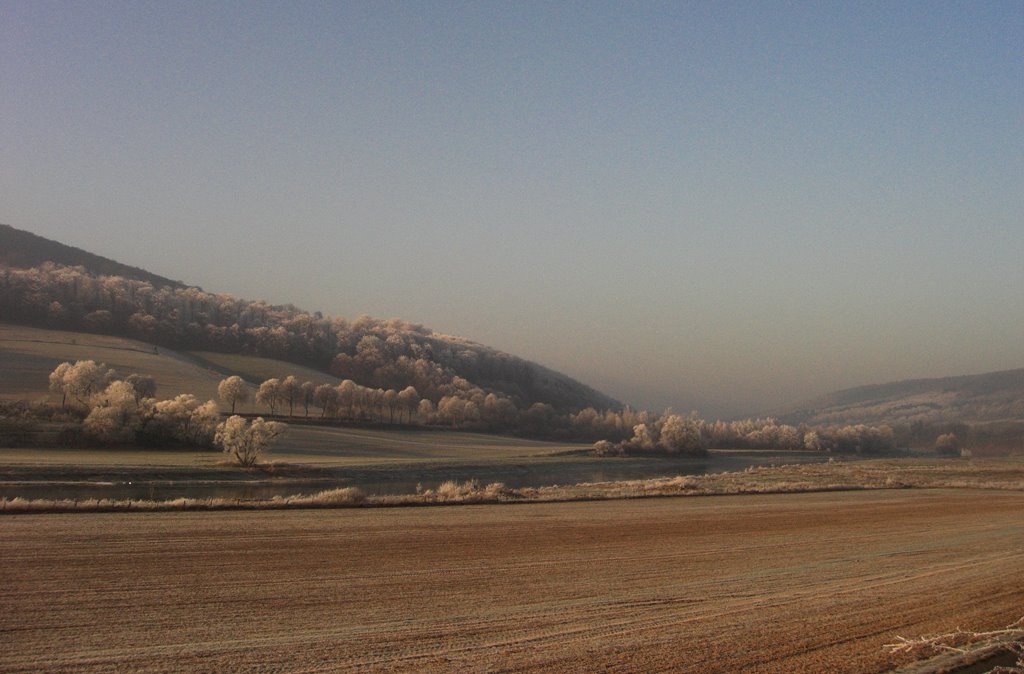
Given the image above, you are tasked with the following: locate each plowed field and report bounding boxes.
[2,489,1023,673]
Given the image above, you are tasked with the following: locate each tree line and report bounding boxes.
[0,360,920,461]
[45,360,284,464]
[575,408,898,457]
[233,373,900,455]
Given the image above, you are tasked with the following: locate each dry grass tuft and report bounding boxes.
[885,617,1024,672]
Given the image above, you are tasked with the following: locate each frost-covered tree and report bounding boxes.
[48,362,73,409]
[337,379,356,418]
[631,423,657,451]
[50,360,118,408]
[125,373,157,401]
[280,375,302,417]
[593,439,624,457]
[417,398,435,423]
[314,383,339,418]
[82,380,148,444]
[658,414,705,455]
[256,378,281,415]
[398,386,420,423]
[215,416,286,467]
[217,375,249,414]
[147,394,220,446]
[383,388,399,423]
[300,381,316,418]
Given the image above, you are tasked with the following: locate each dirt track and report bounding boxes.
[2,489,1023,673]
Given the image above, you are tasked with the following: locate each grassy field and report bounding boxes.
[0,323,349,411]
[0,424,582,468]
[187,350,342,388]
[0,323,228,403]
[272,425,581,463]
[2,489,1022,673]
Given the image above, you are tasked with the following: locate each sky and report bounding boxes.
[2,1,1022,417]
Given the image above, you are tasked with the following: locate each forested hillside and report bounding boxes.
[0,224,618,414]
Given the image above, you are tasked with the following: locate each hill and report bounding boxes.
[776,369,1024,427]
[0,323,232,404]
[0,223,185,289]
[0,322,391,410]
[0,224,620,416]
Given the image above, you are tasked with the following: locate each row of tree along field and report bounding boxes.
[27,359,923,459]
[230,374,900,455]
[0,263,613,412]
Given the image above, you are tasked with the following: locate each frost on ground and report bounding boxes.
[1,490,1022,673]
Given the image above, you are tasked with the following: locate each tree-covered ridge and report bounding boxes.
[0,262,619,413]
[0,224,186,289]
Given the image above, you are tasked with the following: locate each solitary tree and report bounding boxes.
[218,376,250,414]
[214,416,286,467]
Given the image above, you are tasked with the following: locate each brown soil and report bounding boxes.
[1,489,1022,673]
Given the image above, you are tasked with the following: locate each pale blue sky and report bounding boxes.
[2,1,1022,416]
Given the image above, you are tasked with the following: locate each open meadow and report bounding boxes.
[2,489,1023,673]
[186,350,343,388]
[0,324,340,410]
[0,323,230,404]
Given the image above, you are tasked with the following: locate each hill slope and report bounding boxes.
[0,223,185,289]
[777,369,1024,426]
[0,224,619,414]
[0,323,229,403]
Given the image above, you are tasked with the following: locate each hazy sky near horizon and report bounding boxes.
[2,1,1022,417]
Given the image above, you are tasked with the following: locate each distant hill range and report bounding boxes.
[0,223,186,289]
[776,369,1024,427]
[0,223,619,414]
